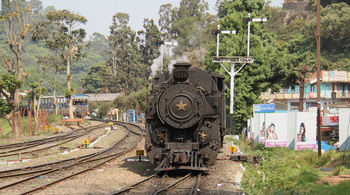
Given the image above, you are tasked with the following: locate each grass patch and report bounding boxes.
[307,181,350,195]
[229,136,350,194]
[0,114,64,139]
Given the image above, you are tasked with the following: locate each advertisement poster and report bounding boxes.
[296,112,317,150]
[265,113,287,147]
[339,109,350,151]
[259,114,266,143]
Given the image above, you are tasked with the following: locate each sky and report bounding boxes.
[41,0,284,38]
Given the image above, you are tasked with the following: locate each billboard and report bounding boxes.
[339,109,350,151]
[295,112,317,150]
[254,104,275,114]
[265,113,287,147]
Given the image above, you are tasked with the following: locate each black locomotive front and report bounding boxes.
[146,63,226,171]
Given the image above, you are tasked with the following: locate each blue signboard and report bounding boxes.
[254,104,275,113]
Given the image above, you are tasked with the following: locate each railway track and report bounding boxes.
[112,171,201,195]
[0,123,108,161]
[0,121,144,194]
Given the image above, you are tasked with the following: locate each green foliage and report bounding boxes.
[46,114,63,124]
[307,181,350,195]
[106,12,147,94]
[0,74,22,93]
[98,101,112,118]
[113,88,147,113]
[170,0,218,57]
[207,0,296,131]
[65,88,73,98]
[232,137,350,194]
[81,62,113,93]
[137,18,161,66]
[0,94,10,115]
[87,101,98,114]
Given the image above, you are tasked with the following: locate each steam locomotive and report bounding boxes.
[145,63,226,171]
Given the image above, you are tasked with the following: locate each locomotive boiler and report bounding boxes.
[145,63,226,171]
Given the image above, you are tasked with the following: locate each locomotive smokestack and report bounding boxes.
[189,66,196,84]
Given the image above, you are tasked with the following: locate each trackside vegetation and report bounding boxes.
[226,136,350,194]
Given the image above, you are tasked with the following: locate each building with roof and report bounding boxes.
[261,70,350,114]
[85,93,121,102]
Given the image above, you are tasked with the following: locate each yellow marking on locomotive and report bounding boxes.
[176,100,187,112]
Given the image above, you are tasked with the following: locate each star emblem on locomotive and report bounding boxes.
[198,130,207,141]
[176,100,187,112]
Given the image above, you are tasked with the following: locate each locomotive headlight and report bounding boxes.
[174,67,189,81]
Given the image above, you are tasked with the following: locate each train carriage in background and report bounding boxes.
[20,94,88,118]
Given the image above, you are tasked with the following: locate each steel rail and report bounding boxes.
[192,173,201,195]
[0,125,89,149]
[109,173,158,194]
[0,124,107,158]
[0,125,123,177]
[0,121,143,194]
[18,122,144,195]
[153,173,192,195]
[150,173,167,195]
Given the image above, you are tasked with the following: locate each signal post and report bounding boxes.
[212,13,266,134]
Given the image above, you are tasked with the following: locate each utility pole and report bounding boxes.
[293,65,310,111]
[316,0,322,157]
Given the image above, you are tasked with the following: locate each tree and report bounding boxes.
[0,0,35,137]
[98,101,112,119]
[158,0,218,67]
[107,12,147,94]
[138,18,161,66]
[38,53,64,114]
[28,80,47,120]
[81,62,113,93]
[158,3,173,41]
[33,9,88,119]
[206,0,294,132]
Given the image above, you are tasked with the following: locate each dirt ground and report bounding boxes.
[0,122,245,194]
[316,159,350,186]
[36,135,244,194]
